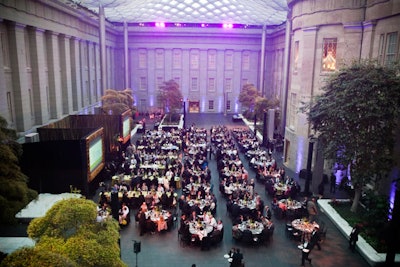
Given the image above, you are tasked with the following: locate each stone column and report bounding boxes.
[8,22,30,131]
[360,20,377,59]
[70,37,82,111]
[259,24,266,96]
[28,26,47,124]
[59,34,72,115]
[45,30,62,119]
[99,4,107,94]
[281,19,291,136]
[124,21,129,89]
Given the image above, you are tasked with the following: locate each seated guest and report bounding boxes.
[157,216,168,232]
[264,205,272,220]
[118,203,129,225]
[138,209,147,236]
[189,211,198,221]
[140,202,148,212]
[233,214,244,226]
[215,219,224,231]
[203,212,211,224]
[209,214,217,228]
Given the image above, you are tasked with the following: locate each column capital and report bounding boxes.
[60,34,72,39]
[45,30,60,37]
[7,21,26,31]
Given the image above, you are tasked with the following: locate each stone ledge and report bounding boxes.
[0,237,35,254]
[318,199,400,266]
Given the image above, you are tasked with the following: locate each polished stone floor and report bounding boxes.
[118,113,370,267]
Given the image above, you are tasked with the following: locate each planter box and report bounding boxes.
[159,114,184,130]
[318,199,400,266]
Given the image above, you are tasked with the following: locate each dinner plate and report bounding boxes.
[224,254,230,259]
[228,258,233,262]
[297,245,304,250]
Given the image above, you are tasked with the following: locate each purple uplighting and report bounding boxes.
[388,167,399,220]
[223,23,233,28]
[155,22,165,27]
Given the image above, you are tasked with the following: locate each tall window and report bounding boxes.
[294,41,299,71]
[190,50,199,69]
[0,31,10,68]
[208,100,214,110]
[385,32,398,65]
[191,77,198,91]
[242,79,248,89]
[28,88,34,119]
[208,78,215,92]
[139,99,146,111]
[156,77,163,90]
[378,34,385,65]
[242,52,250,70]
[225,51,233,70]
[174,77,180,88]
[139,77,147,91]
[7,92,13,122]
[139,50,147,69]
[25,30,31,69]
[226,100,231,112]
[322,38,337,72]
[88,44,95,67]
[289,93,297,128]
[208,50,216,69]
[225,78,232,92]
[155,49,164,69]
[46,86,50,113]
[173,49,182,69]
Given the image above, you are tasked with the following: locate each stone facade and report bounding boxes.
[0,0,287,134]
[284,0,400,193]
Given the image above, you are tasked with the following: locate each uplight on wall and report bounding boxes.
[155,22,165,27]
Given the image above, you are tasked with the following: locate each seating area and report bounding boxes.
[96,113,370,267]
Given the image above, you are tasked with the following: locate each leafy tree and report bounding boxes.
[101,88,136,115]
[238,83,259,113]
[11,198,126,267]
[0,247,77,267]
[254,97,280,121]
[0,116,37,224]
[157,79,183,114]
[305,60,400,212]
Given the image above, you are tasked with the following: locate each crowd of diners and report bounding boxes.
[214,127,275,245]
[177,126,223,250]
[98,129,184,233]
[96,123,323,250]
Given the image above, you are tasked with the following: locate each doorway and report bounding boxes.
[188,101,200,113]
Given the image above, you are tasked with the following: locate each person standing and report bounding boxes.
[309,226,321,250]
[330,173,336,193]
[300,242,312,266]
[231,248,243,267]
[307,198,318,222]
[349,224,361,252]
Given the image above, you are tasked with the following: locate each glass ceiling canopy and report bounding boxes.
[74,0,288,26]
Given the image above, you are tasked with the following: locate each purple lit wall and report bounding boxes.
[201,95,206,112]
[388,167,399,220]
[218,96,224,113]
[234,98,239,113]
[296,136,305,173]
[149,95,154,108]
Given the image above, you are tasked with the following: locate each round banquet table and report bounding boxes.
[189,221,214,235]
[237,220,264,235]
[291,218,319,241]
